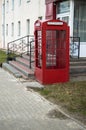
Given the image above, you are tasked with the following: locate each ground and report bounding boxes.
[30,76,86,126]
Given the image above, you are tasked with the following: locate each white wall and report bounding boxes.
[80,43,86,57]
[2,0,45,48]
[0,0,2,48]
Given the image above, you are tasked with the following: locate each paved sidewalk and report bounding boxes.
[0,68,86,130]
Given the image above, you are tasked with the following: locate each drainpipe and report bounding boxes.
[3,0,5,49]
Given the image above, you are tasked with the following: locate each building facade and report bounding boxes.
[1,0,86,57]
[45,0,86,57]
[1,0,45,49]
[0,0,2,48]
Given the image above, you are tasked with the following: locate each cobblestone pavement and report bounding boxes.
[0,68,86,130]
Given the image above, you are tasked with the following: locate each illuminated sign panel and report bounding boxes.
[47,22,63,25]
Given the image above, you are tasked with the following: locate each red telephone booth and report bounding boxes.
[34,19,69,84]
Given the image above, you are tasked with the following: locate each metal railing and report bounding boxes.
[7,35,34,69]
[7,35,81,69]
[70,36,80,59]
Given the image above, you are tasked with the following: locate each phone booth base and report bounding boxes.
[34,19,69,84]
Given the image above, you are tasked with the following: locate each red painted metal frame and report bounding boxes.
[34,19,69,84]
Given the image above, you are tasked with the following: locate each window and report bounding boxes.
[57,0,70,14]
[12,0,14,10]
[18,21,21,36]
[19,0,21,6]
[11,23,14,36]
[62,16,69,24]
[6,24,8,36]
[74,1,86,42]
[56,0,70,25]
[26,19,30,35]
[2,3,5,15]
[2,24,4,36]
[6,0,9,13]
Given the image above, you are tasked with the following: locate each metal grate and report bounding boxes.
[70,37,80,59]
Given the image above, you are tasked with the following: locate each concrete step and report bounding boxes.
[70,58,86,75]
[70,72,86,77]
[70,61,86,66]
[2,62,22,78]
[22,54,35,62]
[70,65,86,74]
[2,54,35,80]
[9,61,34,77]
[70,57,86,62]
[16,57,29,68]
[22,54,30,60]
[16,57,35,70]
[2,62,30,79]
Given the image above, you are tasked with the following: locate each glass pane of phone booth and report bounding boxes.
[46,30,66,69]
[36,30,42,68]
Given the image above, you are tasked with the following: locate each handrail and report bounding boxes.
[8,35,34,44]
[7,35,34,69]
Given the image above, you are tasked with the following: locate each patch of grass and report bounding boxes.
[40,89,52,96]
[0,49,17,63]
[35,81,86,124]
[0,49,7,63]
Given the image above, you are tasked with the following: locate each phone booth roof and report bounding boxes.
[34,19,68,30]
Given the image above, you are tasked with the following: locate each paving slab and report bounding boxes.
[23,81,44,89]
[0,68,86,130]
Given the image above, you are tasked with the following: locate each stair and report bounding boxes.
[70,58,86,77]
[2,53,86,80]
[2,54,35,79]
